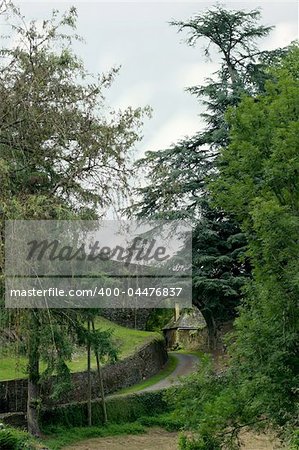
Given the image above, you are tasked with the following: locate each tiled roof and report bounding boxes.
[163,308,207,330]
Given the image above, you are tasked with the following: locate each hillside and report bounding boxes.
[0,317,160,381]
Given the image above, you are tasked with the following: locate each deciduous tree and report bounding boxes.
[0,2,147,435]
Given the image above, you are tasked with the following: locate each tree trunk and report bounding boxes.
[206,313,217,351]
[227,61,238,85]
[27,311,41,437]
[87,319,92,426]
[92,319,108,423]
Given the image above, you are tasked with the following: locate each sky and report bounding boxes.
[11,1,299,159]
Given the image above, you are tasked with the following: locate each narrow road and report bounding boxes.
[140,352,199,392]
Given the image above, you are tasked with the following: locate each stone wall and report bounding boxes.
[0,337,167,413]
[164,328,209,351]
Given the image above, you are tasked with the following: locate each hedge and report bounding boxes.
[40,390,169,428]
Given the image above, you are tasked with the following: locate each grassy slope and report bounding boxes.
[0,317,160,381]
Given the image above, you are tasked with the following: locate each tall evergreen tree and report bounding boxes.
[130,6,282,337]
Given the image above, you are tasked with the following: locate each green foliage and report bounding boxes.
[0,427,36,450]
[192,205,250,329]
[43,422,146,450]
[0,317,158,381]
[165,357,237,441]
[171,5,279,96]
[138,412,183,431]
[214,51,299,222]
[43,412,184,449]
[289,429,299,450]
[42,405,183,449]
[129,6,281,333]
[172,45,299,449]
[0,3,147,214]
[145,309,173,331]
[0,2,148,435]
[0,4,147,224]
[179,434,221,450]
[129,7,297,446]
[166,355,275,449]
[40,390,169,428]
[211,44,299,431]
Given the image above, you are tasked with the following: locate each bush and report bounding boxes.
[179,434,222,450]
[145,309,173,331]
[289,428,299,450]
[43,423,146,450]
[138,412,183,431]
[0,427,34,450]
[40,390,169,428]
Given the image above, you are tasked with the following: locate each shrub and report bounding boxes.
[138,412,183,431]
[40,390,169,428]
[42,423,146,450]
[179,434,222,450]
[0,427,33,450]
[289,428,299,450]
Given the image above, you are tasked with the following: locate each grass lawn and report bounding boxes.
[0,317,161,381]
[42,423,147,450]
[41,413,182,449]
[175,349,205,359]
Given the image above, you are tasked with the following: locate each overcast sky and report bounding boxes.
[13,1,299,158]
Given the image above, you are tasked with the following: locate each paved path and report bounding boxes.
[140,352,199,392]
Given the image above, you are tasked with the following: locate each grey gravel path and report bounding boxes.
[140,352,199,392]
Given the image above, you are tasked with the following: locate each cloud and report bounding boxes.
[141,113,204,154]
[262,21,298,50]
[177,61,220,89]
[111,81,156,109]
[97,52,124,74]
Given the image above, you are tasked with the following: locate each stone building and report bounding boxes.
[163,307,207,350]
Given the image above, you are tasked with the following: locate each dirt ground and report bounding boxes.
[239,431,285,450]
[63,428,178,450]
[63,428,285,450]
